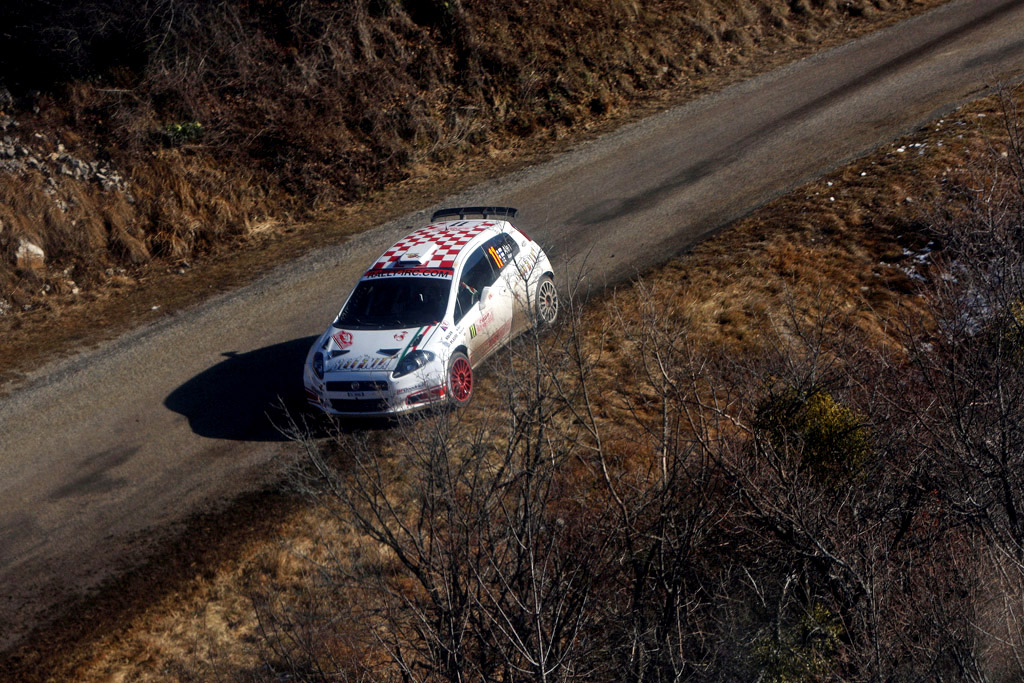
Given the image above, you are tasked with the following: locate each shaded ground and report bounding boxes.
[163,336,315,442]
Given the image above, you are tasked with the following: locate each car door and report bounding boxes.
[490,233,531,334]
[454,244,514,364]
[483,235,518,343]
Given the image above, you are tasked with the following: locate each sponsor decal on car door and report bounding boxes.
[478,279,513,359]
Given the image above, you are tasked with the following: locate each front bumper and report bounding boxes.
[304,370,448,416]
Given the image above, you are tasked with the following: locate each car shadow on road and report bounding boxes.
[164,336,318,442]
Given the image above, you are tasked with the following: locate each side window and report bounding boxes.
[501,234,520,260]
[455,248,499,323]
[483,234,519,272]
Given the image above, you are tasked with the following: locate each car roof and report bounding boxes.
[366,219,510,274]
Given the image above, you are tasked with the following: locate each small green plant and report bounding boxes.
[755,385,872,484]
[753,602,843,682]
[162,121,204,146]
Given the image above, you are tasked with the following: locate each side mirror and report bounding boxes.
[479,285,490,309]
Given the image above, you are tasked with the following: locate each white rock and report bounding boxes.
[16,238,45,270]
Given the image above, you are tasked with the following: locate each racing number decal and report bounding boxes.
[488,246,504,269]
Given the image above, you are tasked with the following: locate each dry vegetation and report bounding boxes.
[6,75,1024,682]
[0,0,945,380]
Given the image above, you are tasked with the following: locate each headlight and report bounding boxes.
[313,351,324,380]
[393,350,435,378]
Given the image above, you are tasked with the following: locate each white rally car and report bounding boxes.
[303,207,558,416]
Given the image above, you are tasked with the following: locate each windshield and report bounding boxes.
[334,277,451,329]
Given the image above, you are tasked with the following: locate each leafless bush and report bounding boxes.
[263,300,610,681]
[243,95,1024,675]
[891,86,1024,678]
[734,300,987,679]
[250,270,999,681]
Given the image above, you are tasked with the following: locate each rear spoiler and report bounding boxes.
[431,206,518,222]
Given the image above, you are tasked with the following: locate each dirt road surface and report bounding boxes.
[2,0,1024,652]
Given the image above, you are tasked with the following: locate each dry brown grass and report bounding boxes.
[0,0,946,337]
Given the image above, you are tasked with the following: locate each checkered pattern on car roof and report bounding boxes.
[370,221,497,270]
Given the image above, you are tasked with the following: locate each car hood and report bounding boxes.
[321,324,441,374]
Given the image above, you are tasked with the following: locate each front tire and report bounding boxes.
[535,275,558,326]
[447,352,474,407]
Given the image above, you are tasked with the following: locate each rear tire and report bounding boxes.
[447,352,473,407]
[535,275,558,326]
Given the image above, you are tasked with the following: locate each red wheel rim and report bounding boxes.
[450,358,473,401]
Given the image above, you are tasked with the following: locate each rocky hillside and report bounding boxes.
[0,0,944,320]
